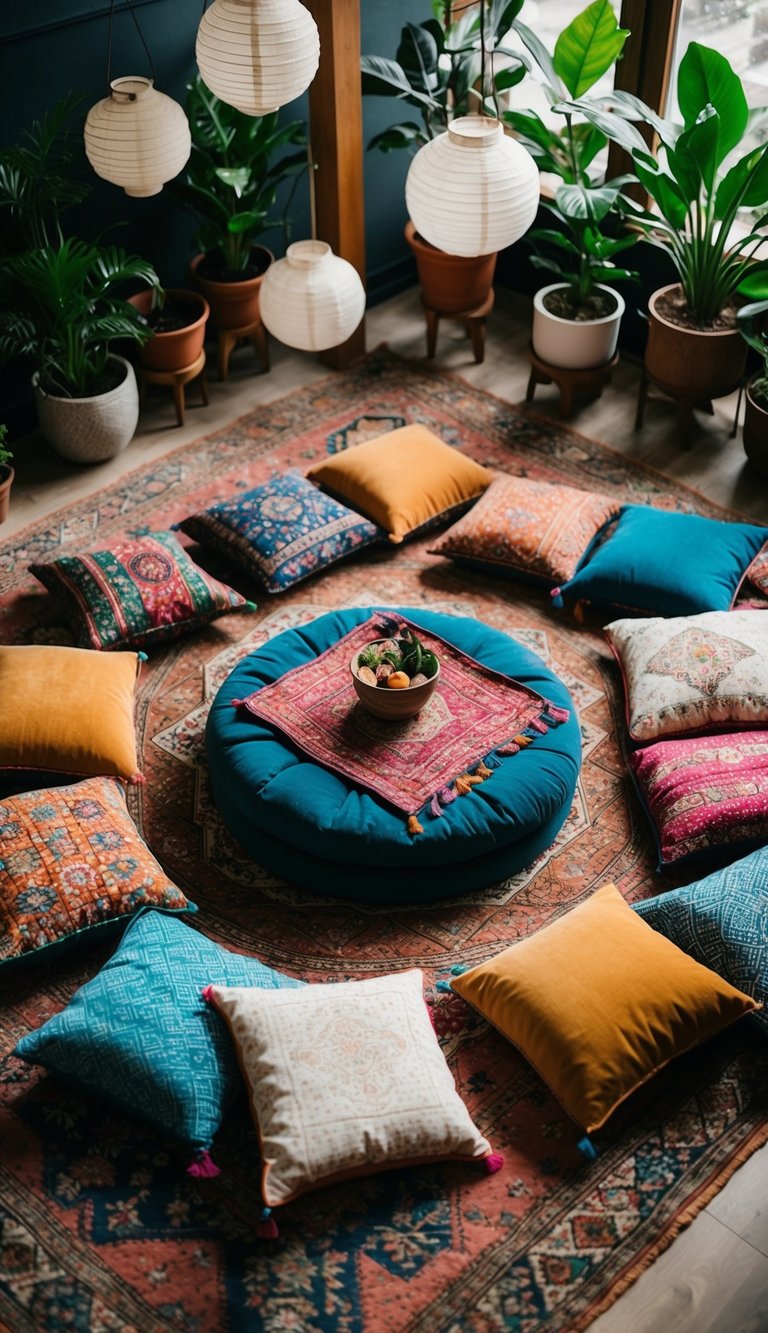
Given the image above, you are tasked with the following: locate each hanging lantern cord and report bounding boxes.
[448,0,498,120]
[105,0,157,92]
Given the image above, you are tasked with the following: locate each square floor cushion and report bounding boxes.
[13,910,303,1164]
[605,610,768,741]
[305,423,491,544]
[0,643,143,782]
[553,505,767,618]
[175,470,384,593]
[428,474,623,586]
[28,529,255,651]
[629,730,768,867]
[450,883,758,1133]
[0,776,194,968]
[634,845,768,1034]
[206,968,495,1208]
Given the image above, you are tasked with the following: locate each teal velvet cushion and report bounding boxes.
[14,910,303,1160]
[634,846,768,1034]
[553,506,767,618]
[206,607,581,901]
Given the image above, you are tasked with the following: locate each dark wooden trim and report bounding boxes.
[306,0,367,366]
[608,0,682,186]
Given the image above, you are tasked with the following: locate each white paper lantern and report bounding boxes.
[196,0,320,117]
[260,241,366,351]
[405,115,539,258]
[84,77,191,198]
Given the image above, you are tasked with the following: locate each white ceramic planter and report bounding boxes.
[32,355,140,463]
[532,283,625,370]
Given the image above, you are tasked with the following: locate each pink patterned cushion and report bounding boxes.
[428,475,622,585]
[630,731,768,866]
[738,543,768,609]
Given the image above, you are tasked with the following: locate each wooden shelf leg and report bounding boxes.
[559,383,574,418]
[198,371,209,406]
[218,331,235,381]
[468,316,485,364]
[425,307,439,359]
[252,323,270,373]
[172,378,185,427]
[525,367,538,404]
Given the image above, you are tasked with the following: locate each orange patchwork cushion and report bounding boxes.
[429,474,623,585]
[0,644,142,782]
[451,882,758,1133]
[305,424,491,543]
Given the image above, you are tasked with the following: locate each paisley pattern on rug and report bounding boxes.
[1,351,767,1333]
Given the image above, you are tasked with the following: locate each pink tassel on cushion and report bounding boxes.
[483,1152,505,1174]
[201,984,216,1004]
[187,1150,221,1179]
[129,772,147,785]
[529,717,549,734]
[545,703,570,724]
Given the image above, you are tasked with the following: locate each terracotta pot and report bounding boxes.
[128,289,209,372]
[32,355,139,463]
[743,375,768,476]
[190,248,273,331]
[532,283,625,370]
[0,463,13,523]
[645,283,747,400]
[405,220,496,314]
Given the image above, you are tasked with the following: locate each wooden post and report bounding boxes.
[608,1,682,195]
[306,0,367,367]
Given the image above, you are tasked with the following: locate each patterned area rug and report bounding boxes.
[1,349,767,1333]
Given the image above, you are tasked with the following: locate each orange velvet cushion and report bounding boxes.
[0,644,142,782]
[305,424,491,543]
[451,882,759,1133]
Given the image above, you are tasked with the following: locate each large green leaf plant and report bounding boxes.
[173,76,308,277]
[360,1,529,152]
[569,41,768,325]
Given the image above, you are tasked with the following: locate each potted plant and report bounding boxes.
[127,286,210,373]
[0,239,159,463]
[361,2,529,312]
[503,0,636,368]
[0,423,12,523]
[174,75,308,332]
[737,299,768,474]
[573,41,768,400]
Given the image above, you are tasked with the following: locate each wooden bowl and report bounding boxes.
[350,641,441,720]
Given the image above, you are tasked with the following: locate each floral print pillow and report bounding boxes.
[605,610,768,741]
[0,776,194,968]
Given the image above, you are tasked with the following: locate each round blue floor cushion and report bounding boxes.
[206,607,581,902]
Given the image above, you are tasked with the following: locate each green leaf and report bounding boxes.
[557,102,649,156]
[215,166,251,197]
[602,89,680,147]
[553,0,629,99]
[737,267,768,299]
[716,142,768,218]
[633,160,689,229]
[667,108,720,203]
[494,64,526,93]
[396,23,440,94]
[513,20,563,97]
[528,227,580,254]
[360,55,438,109]
[677,42,747,162]
[367,123,426,153]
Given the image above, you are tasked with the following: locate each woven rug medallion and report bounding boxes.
[1,349,767,1333]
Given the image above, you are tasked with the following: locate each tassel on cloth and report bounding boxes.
[475,761,493,779]
[129,772,146,786]
[407,814,424,837]
[201,985,215,1005]
[550,588,564,609]
[455,772,484,796]
[438,784,457,806]
[187,1150,221,1179]
[430,792,444,818]
[435,979,453,994]
[573,601,586,624]
[256,1206,279,1239]
[484,1152,505,1174]
[544,703,570,724]
[481,753,502,772]
[496,741,519,757]
[450,964,469,976]
[577,1136,599,1163]
[529,717,549,735]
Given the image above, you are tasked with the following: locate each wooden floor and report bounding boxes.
[4,287,768,1331]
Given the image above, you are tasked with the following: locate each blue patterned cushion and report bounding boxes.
[175,471,384,594]
[634,846,768,1033]
[14,910,303,1155]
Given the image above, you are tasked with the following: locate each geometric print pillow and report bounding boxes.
[13,910,303,1166]
[175,471,384,594]
[29,529,255,651]
[428,474,623,586]
[634,844,768,1032]
[0,776,194,969]
[605,609,768,741]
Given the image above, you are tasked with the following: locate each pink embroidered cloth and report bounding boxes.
[237,614,568,820]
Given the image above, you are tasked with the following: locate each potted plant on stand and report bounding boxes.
[0,423,13,523]
[174,74,308,335]
[127,286,210,373]
[737,299,768,475]
[361,2,529,312]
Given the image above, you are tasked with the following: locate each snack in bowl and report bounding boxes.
[350,625,441,719]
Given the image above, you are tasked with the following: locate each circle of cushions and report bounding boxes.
[206,607,581,902]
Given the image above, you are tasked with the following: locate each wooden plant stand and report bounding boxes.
[526,345,619,418]
[634,369,722,449]
[137,349,209,428]
[421,291,494,364]
[217,320,270,381]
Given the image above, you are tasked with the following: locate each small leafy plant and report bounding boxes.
[0,423,11,470]
[357,626,439,689]
[738,299,768,409]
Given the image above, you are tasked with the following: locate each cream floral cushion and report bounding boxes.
[605,610,768,741]
[207,969,493,1207]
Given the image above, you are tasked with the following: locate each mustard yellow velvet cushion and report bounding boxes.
[0,644,142,782]
[305,424,491,543]
[451,883,759,1133]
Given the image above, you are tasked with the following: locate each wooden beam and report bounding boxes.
[608,0,682,192]
[306,0,366,367]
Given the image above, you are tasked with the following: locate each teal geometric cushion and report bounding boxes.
[176,471,384,594]
[29,529,255,651]
[634,846,768,1033]
[13,910,303,1160]
[553,505,767,617]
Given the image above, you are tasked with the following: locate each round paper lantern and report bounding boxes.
[259,241,366,351]
[196,0,320,117]
[405,115,539,258]
[84,77,191,198]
